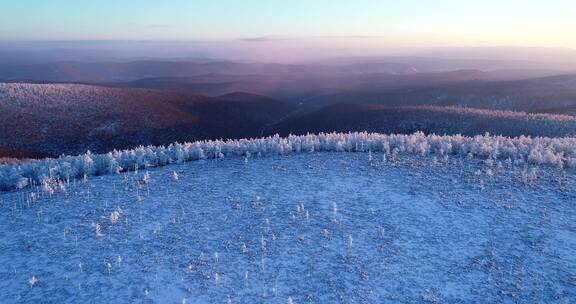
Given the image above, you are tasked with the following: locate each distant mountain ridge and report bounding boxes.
[0,60,419,83]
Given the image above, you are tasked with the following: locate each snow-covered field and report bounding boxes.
[1,151,575,303]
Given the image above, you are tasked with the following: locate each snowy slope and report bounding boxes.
[1,150,575,303]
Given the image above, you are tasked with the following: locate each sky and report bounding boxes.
[1,0,575,48]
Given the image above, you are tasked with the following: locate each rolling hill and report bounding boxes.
[0,83,291,157]
[322,74,576,114]
[273,103,576,138]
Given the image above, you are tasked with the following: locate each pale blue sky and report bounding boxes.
[1,0,575,47]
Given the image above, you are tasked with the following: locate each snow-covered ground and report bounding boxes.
[1,151,575,303]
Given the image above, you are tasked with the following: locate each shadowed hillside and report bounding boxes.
[328,74,576,114]
[273,103,576,138]
[0,83,291,156]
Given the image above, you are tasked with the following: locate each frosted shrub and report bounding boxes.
[57,180,67,192]
[141,172,150,184]
[42,180,55,196]
[94,223,103,238]
[28,276,38,287]
[171,171,179,181]
[321,229,331,240]
[14,177,29,190]
[110,208,122,224]
[331,202,338,222]
[261,236,267,251]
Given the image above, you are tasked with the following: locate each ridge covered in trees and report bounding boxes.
[1,132,574,191]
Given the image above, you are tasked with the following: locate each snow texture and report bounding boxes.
[0,152,575,303]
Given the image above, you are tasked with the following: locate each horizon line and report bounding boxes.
[0,40,574,51]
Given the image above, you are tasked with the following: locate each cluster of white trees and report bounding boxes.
[0,83,127,108]
[1,131,575,191]
[401,106,576,122]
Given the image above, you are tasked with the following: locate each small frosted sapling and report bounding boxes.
[331,201,338,222]
[110,208,122,224]
[171,171,179,181]
[142,172,150,184]
[42,180,54,196]
[28,276,38,287]
[252,196,262,209]
[321,229,331,240]
[261,236,268,251]
[94,223,103,237]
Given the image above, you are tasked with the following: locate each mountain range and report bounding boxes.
[2,48,576,159]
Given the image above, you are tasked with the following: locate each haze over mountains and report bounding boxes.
[2,43,576,158]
